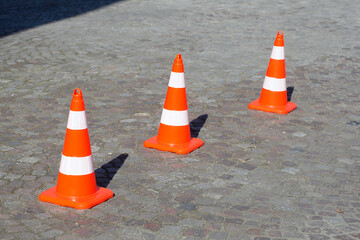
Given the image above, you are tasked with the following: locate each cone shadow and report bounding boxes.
[190,114,208,138]
[287,86,294,102]
[95,153,128,188]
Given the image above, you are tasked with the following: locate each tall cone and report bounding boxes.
[144,54,204,154]
[39,88,113,209]
[248,31,297,114]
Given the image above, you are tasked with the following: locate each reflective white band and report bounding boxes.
[59,155,94,175]
[160,109,189,126]
[263,76,287,92]
[270,46,285,60]
[168,72,185,88]
[67,110,88,130]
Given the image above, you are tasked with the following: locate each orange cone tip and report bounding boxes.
[274,31,284,47]
[39,88,113,209]
[248,31,297,114]
[172,54,184,73]
[70,88,85,111]
[144,54,204,154]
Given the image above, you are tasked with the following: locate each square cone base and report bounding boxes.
[39,186,113,209]
[144,136,204,154]
[248,98,297,114]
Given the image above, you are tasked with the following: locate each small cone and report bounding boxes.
[248,31,297,114]
[144,54,204,154]
[39,88,113,209]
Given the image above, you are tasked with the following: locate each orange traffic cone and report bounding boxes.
[248,31,296,114]
[144,54,204,154]
[39,88,113,209]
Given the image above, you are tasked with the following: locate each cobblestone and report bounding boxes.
[1,0,360,239]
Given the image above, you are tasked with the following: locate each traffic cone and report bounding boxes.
[144,54,204,154]
[248,31,296,114]
[39,88,113,209]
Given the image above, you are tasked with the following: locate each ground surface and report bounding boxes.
[0,0,359,239]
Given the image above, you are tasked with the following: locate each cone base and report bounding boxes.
[144,136,204,154]
[248,98,297,114]
[39,186,113,209]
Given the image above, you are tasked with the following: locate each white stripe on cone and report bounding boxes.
[67,110,88,130]
[160,109,189,126]
[262,76,287,92]
[168,72,185,88]
[270,46,285,60]
[59,155,94,175]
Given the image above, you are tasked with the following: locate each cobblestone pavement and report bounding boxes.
[0,0,359,239]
